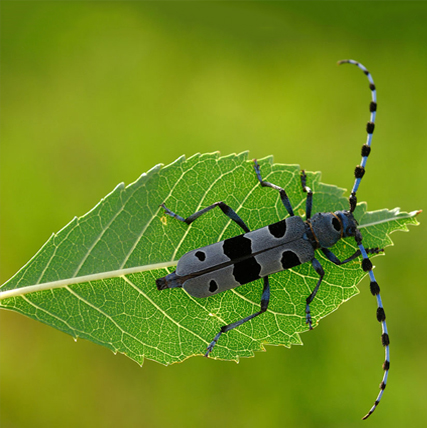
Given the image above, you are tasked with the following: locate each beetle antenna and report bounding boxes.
[339,61,389,420]
[338,60,377,213]
[354,231,390,420]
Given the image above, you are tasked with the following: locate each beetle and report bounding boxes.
[156,60,388,420]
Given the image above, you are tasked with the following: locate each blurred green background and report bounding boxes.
[1,2,426,427]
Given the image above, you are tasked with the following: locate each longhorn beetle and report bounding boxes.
[156,60,388,419]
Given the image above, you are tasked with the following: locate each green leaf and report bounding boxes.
[0,152,420,365]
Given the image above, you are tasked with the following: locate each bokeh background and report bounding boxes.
[1,2,426,427]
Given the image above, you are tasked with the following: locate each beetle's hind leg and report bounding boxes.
[205,276,270,357]
[160,201,249,233]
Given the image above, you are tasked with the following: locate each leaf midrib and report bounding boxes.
[1,208,413,301]
[0,261,177,300]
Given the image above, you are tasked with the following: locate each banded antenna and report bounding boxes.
[339,60,389,420]
[338,59,377,213]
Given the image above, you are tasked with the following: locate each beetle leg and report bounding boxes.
[205,276,270,357]
[305,258,325,329]
[321,247,383,265]
[254,160,295,217]
[160,201,249,233]
[300,170,313,219]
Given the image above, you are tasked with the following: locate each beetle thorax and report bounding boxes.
[307,210,358,249]
[307,212,343,248]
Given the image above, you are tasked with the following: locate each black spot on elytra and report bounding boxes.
[223,235,252,260]
[209,280,218,293]
[281,250,301,269]
[195,251,206,261]
[268,220,287,238]
[232,257,261,285]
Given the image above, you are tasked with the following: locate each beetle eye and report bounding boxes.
[332,217,341,232]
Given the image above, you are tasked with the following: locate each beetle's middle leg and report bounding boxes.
[161,201,249,233]
[205,276,270,357]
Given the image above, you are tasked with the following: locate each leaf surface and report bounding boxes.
[0,153,420,365]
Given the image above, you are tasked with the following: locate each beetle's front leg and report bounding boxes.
[321,247,383,265]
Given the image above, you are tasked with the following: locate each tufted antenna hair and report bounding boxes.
[338,59,377,213]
